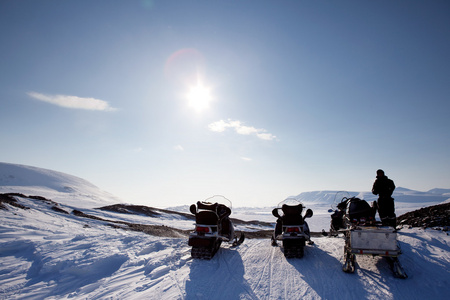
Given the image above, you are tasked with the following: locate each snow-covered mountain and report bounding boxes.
[428,188,450,195]
[0,162,122,208]
[291,188,450,205]
[1,163,449,299]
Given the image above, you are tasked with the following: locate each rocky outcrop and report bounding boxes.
[397,202,450,229]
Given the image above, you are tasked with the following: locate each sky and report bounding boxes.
[1,0,449,207]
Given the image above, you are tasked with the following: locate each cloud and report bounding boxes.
[241,157,252,161]
[174,145,184,151]
[208,119,276,141]
[27,92,117,111]
[207,120,229,132]
[256,133,276,141]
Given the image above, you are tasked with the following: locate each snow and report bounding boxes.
[1,163,450,299]
[0,162,122,208]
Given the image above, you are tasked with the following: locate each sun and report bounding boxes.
[186,81,212,112]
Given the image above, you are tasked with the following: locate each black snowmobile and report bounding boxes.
[188,195,245,259]
[330,195,407,278]
[271,198,313,258]
[330,194,376,234]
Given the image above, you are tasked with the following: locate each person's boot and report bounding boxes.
[271,235,278,246]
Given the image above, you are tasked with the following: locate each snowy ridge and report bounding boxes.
[291,190,360,204]
[428,188,450,195]
[0,162,122,208]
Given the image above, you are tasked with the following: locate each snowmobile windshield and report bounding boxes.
[277,197,302,208]
[201,195,232,210]
[331,191,351,211]
[274,198,304,218]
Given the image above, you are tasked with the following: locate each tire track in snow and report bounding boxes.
[220,245,259,300]
[238,239,281,299]
[246,240,271,292]
[240,237,347,299]
[185,245,255,299]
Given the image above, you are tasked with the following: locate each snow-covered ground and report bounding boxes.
[1,163,449,299]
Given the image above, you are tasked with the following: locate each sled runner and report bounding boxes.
[188,195,245,259]
[271,198,313,258]
[330,196,407,278]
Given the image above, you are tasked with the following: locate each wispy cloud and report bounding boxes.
[27,92,117,111]
[174,145,184,151]
[208,119,276,141]
[241,157,252,161]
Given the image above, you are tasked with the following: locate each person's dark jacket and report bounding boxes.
[372,175,395,198]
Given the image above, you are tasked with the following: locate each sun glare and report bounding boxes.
[186,82,212,112]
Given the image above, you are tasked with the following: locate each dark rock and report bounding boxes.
[397,202,450,228]
[51,206,69,214]
[0,193,30,210]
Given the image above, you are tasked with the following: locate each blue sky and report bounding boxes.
[1,0,449,207]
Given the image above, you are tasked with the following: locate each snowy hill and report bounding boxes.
[428,188,450,195]
[0,162,122,208]
[1,163,449,299]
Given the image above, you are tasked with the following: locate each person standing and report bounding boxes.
[372,169,396,226]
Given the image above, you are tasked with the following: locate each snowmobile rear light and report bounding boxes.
[286,227,300,233]
[195,226,210,233]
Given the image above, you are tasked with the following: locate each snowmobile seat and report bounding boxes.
[196,210,219,225]
[281,204,303,216]
[197,201,218,211]
[348,198,376,224]
[281,204,304,225]
[282,215,304,225]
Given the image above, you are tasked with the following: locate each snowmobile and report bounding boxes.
[271,198,313,258]
[330,195,407,278]
[188,195,245,259]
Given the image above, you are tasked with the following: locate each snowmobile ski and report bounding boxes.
[387,257,408,279]
[232,232,245,247]
[342,252,355,273]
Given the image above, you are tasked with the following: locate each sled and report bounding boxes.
[332,196,408,278]
[342,225,407,278]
